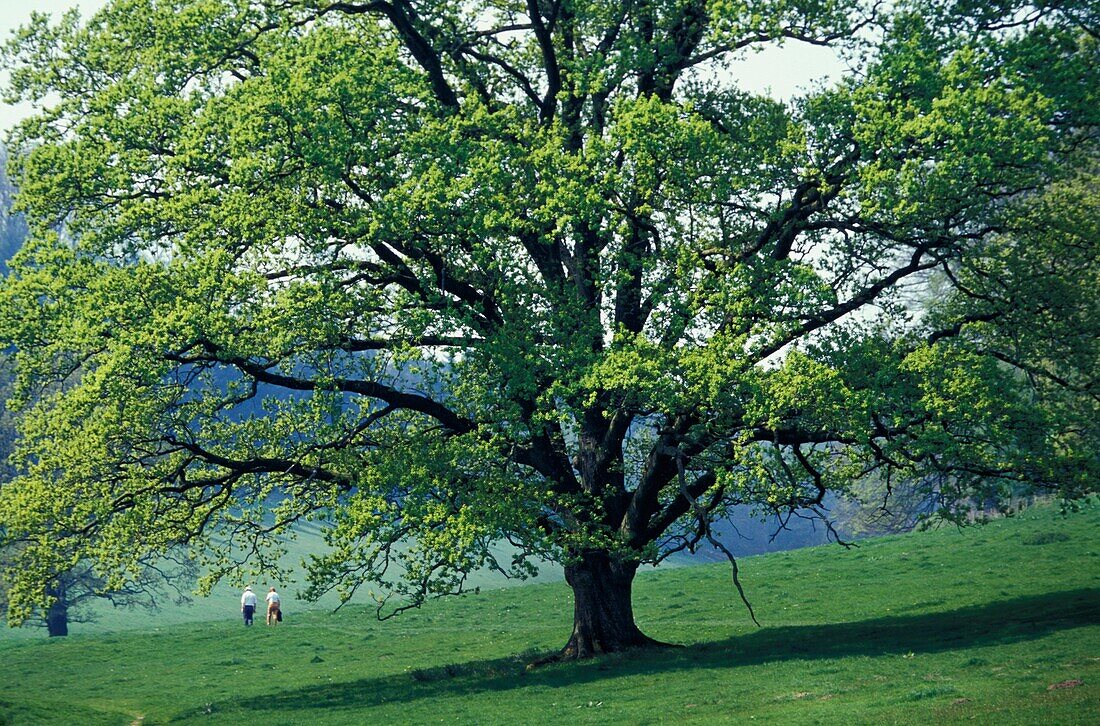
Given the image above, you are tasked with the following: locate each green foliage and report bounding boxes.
[0,0,1095,644]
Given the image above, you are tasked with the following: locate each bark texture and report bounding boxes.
[560,551,665,659]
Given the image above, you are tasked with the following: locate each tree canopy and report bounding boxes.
[0,0,1096,657]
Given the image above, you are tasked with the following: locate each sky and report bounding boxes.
[0,0,106,132]
[0,0,845,133]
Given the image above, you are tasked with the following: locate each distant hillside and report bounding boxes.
[0,497,834,639]
[679,504,836,562]
[0,518,570,640]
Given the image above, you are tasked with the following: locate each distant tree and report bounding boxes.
[0,146,29,274]
[2,361,196,638]
[0,547,197,637]
[0,0,1096,658]
[923,160,1100,503]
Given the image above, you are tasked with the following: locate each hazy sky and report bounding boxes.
[0,0,106,132]
[0,0,844,133]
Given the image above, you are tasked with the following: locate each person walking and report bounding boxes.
[241,586,258,626]
[265,587,282,626]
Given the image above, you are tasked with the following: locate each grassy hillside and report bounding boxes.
[0,522,570,639]
[1,502,1096,724]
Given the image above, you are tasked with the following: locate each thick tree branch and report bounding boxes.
[526,0,561,122]
[751,249,941,362]
[169,341,476,435]
[327,1,459,109]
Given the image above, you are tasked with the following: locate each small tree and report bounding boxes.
[0,549,196,637]
[0,0,1096,658]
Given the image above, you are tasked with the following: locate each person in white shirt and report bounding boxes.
[240,586,258,626]
[266,587,282,626]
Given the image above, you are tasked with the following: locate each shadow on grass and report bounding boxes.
[209,589,1100,717]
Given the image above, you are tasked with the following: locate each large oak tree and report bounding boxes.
[0,0,1096,657]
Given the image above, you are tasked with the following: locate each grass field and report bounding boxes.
[0,522,569,639]
[1,502,1097,724]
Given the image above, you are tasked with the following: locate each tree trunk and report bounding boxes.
[46,599,68,637]
[558,550,666,659]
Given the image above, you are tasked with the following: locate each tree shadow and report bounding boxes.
[213,588,1099,716]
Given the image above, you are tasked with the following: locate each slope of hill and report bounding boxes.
[0,520,571,639]
[1,501,1096,724]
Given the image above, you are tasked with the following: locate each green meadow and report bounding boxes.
[1,502,1097,725]
[0,522,568,640]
